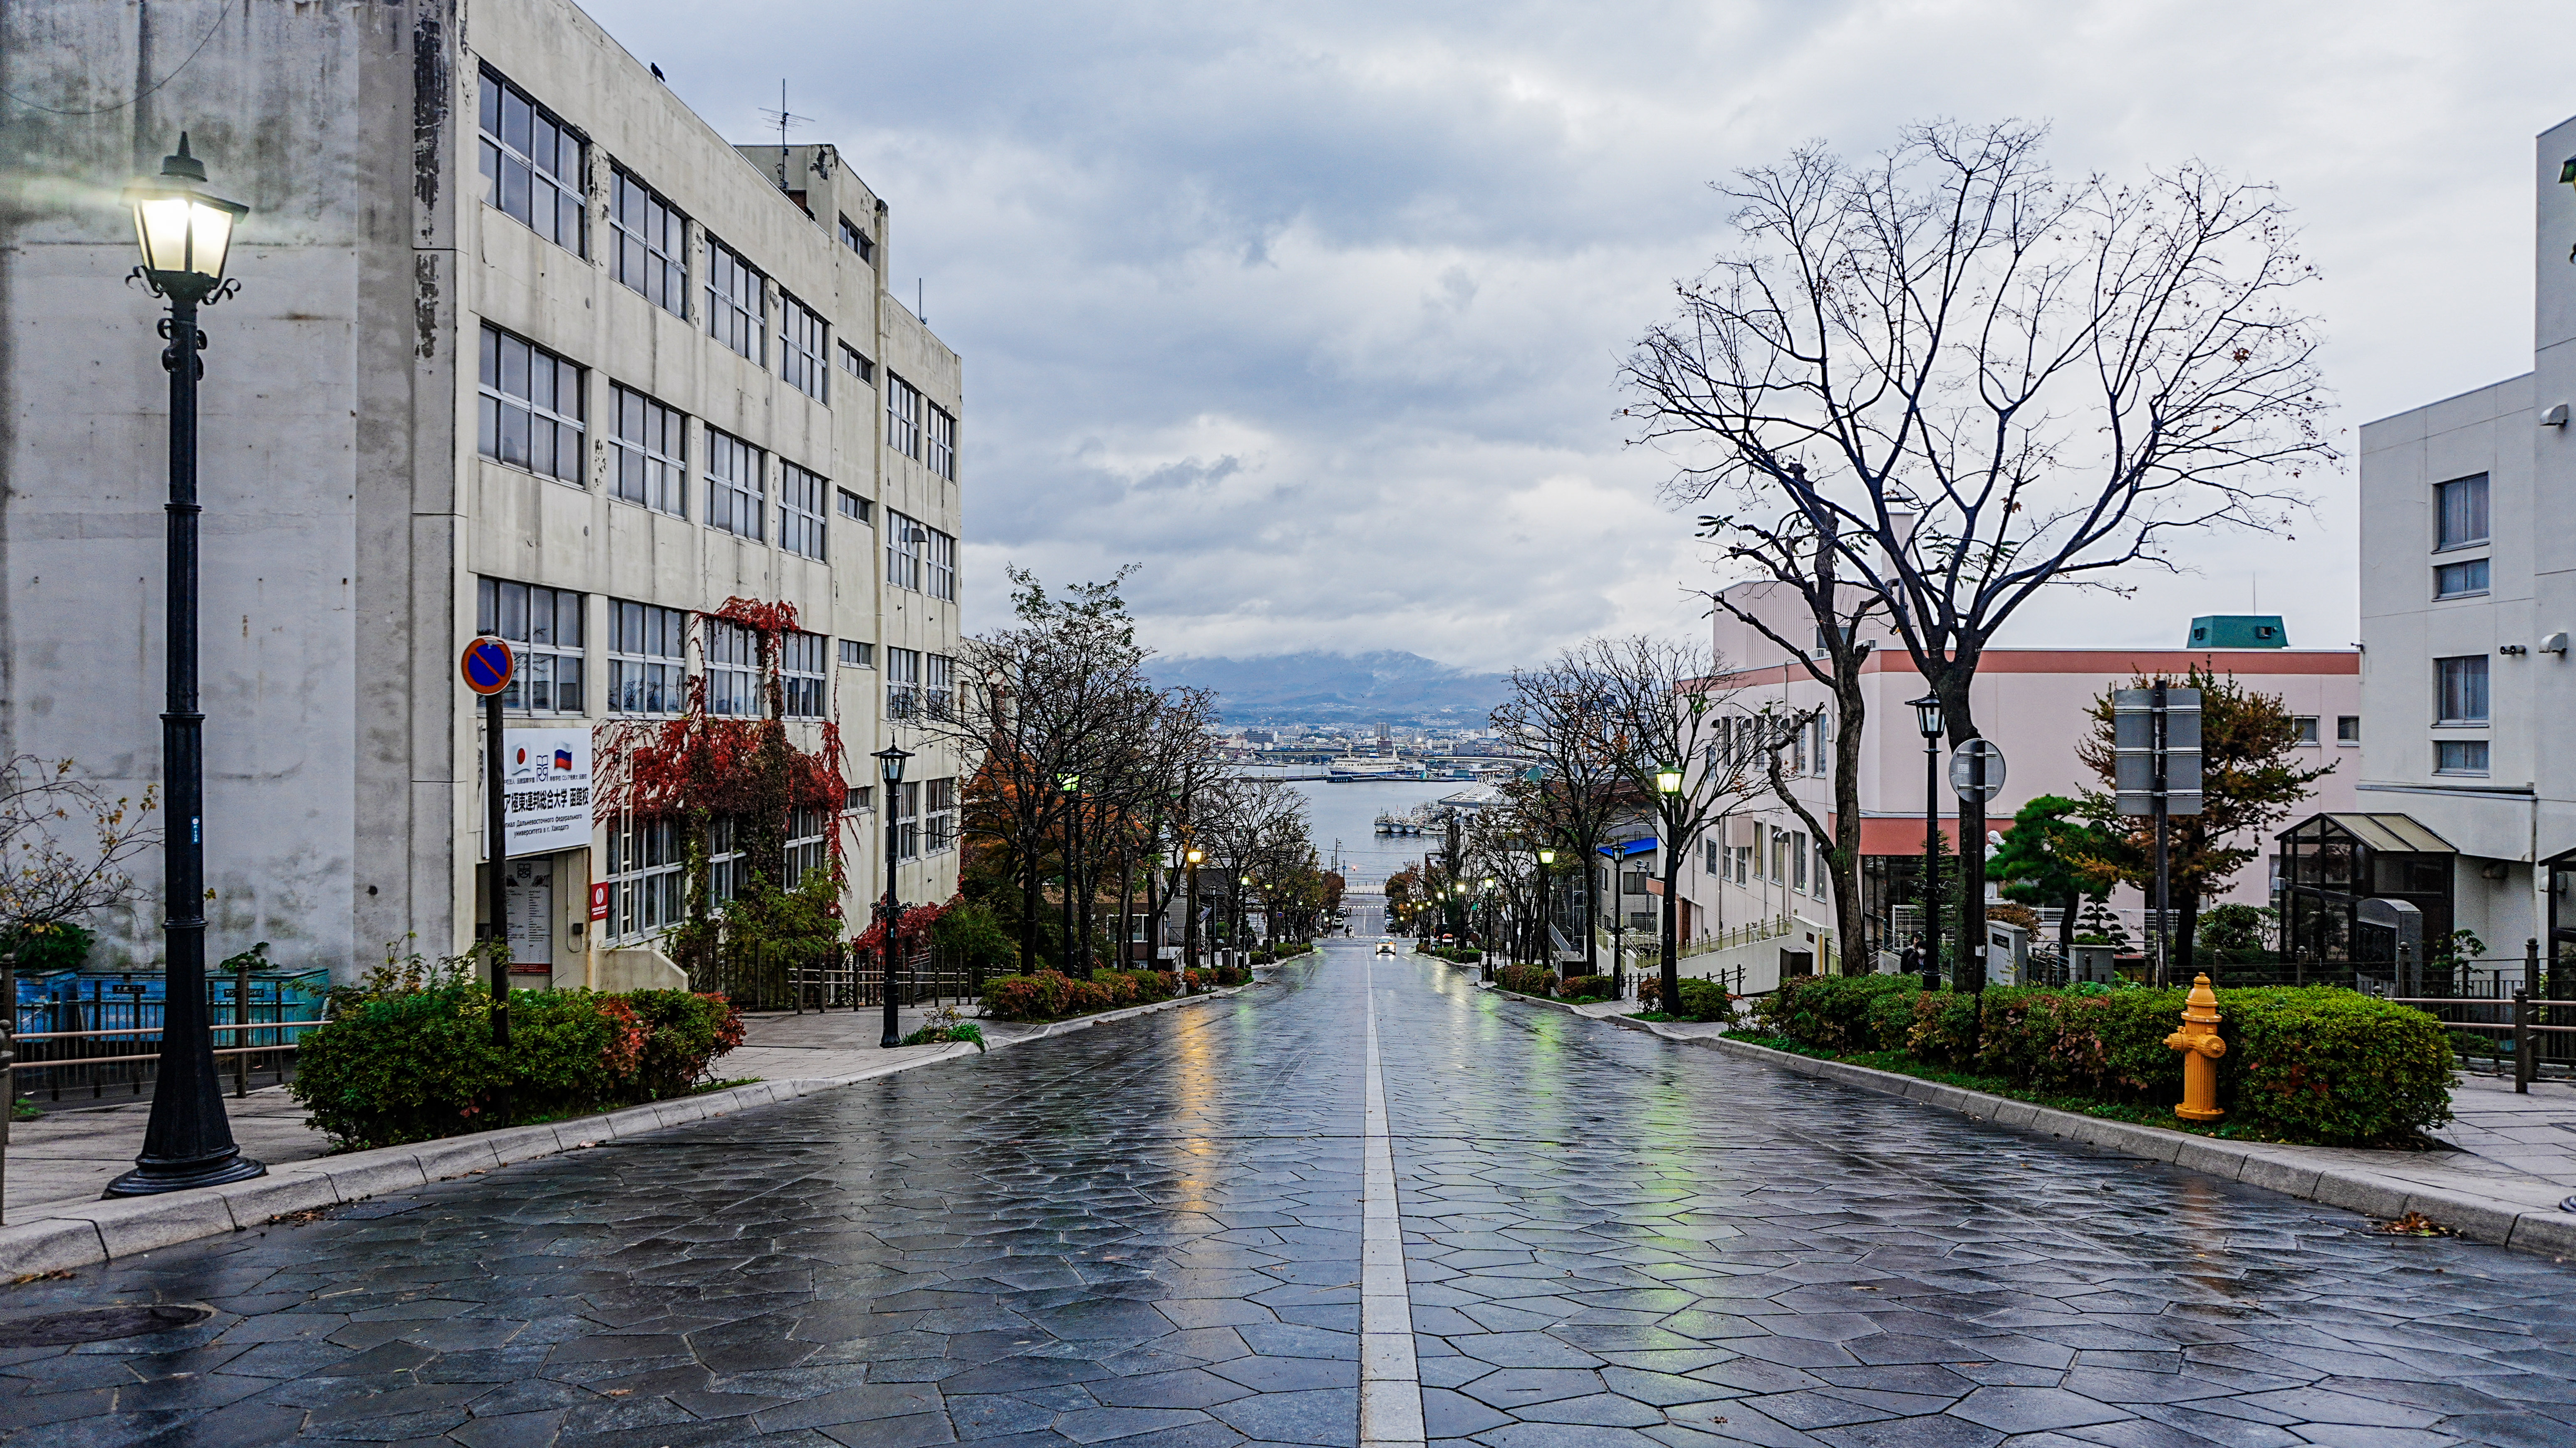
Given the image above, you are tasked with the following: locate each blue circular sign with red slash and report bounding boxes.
[460,636,515,696]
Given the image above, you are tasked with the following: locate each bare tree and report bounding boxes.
[1628,121,2331,990]
[0,756,159,948]
[1697,505,1887,974]
[1491,658,1629,978]
[1588,637,1769,1012]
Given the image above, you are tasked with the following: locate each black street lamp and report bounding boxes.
[109,136,261,1198]
[875,744,912,1048]
[1058,772,1085,975]
[1908,693,1945,991]
[1184,845,1204,978]
[1655,761,1682,1010]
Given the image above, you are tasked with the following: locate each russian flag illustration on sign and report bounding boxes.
[555,747,575,772]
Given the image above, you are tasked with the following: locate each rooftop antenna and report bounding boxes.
[758,79,810,192]
[917,277,925,325]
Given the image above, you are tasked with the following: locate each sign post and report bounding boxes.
[2114,684,2202,985]
[461,636,515,1082]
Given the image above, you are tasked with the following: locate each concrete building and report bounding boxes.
[1654,584,2359,991]
[0,0,964,982]
[2349,113,2576,973]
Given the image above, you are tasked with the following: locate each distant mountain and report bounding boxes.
[1149,651,1509,726]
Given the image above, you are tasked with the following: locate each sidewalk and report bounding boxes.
[5,1000,1069,1228]
[1485,975,2576,1254]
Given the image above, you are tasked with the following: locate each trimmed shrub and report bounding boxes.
[1751,976,2454,1146]
[290,983,745,1151]
[980,969,1179,1022]
[1636,977,1734,1021]
[1560,974,1615,1001]
[1496,964,1557,996]
[1753,975,1924,1052]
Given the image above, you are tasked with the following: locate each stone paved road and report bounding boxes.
[7,947,2576,1447]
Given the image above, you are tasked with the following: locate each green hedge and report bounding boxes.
[982,969,1178,1021]
[1560,974,1615,1001]
[1750,975,2453,1146]
[1638,977,1735,1023]
[291,984,743,1151]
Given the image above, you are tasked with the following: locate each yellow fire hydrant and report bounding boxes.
[2165,972,2226,1123]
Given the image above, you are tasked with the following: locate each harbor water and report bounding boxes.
[1290,778,1464,889]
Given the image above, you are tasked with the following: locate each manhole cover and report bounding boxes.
[0,1302,214,1349]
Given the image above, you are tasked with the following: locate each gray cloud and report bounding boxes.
[587,0,2567,668]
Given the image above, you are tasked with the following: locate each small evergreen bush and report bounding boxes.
[291,982,743,1151]
[0,921,94,974]
[1560,974,1615,1001]
[980,968,1179,1021]
[1750,975,2454,1146]
[1495,964,1557,996]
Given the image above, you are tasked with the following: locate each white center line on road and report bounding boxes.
[1360,953,1425,1447]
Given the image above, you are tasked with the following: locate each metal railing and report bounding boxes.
[9,965,330,1106]
[682,939,984,1014]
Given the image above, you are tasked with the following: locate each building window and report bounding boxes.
[782,295,828,402]
[886,646,921,719]
[784,806,830,890]
[1704,839,1721,876]
[927,403,957,480]
[2291,715,2320,747]
[2337,715,2361,745]
[609,169,686,317]
[2435,473,2490,551]
[2435,740,2491,777]
[924,777,957,854]
[478,324,585,485]
[704,236,766,364]
[609,600,688,715]
[781,630,827,718]
[2434,559,2490,599]
[925,526,957,601]
[1812,838,1829,899]
[477,578,584,714]
[707,815,744,906]
[706,619,760,718]
[894,781,921,860]
[926,652,955,721]
[604,816,685,942]
[837,489,873,523]
[478,68,584,253]
[845,785,873,812]
[885,510,924,591]
[1791,832,1808,893]
[2436,655,2489,725]
[778,463,827,562]
[839,214,875,262]
[886,372,923,461]
[610,385,686,516]
[840,639,874,668]
[1733,846,1751,885]
[705,429,765,541]
[839,343,874,383]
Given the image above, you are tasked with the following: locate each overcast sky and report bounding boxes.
[590,0,2566,671]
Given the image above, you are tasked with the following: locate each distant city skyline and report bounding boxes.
[589,0,2570,669]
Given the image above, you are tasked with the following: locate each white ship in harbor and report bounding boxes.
[1328,755,1415,780]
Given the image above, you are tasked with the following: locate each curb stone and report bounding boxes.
[1479,979,2576,1259]
[0,975,1275,1277]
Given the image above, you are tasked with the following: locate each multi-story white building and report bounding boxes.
[2350,113,2576,971]
[1660,584,2359,990]
[0,0,964,983]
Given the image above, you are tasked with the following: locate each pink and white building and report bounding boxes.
[1650,582,2360,988]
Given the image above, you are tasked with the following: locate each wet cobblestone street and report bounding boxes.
[5,946,2576,1447]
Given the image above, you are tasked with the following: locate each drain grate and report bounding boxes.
[0,1302,214,1349]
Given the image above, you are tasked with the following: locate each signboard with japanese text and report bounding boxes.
[491,728,592,857]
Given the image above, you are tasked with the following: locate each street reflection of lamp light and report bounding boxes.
[109,135,261,1198]
[1906,694,1944,992]
[875,744,913,1048]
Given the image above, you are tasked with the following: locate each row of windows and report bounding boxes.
[1699,831,1829,901]
[482,67,878,418]
[884,510,960,601]
[883,372,959,480]
[601,796,945,943]
[482,576,905,720]
[485,324,882,569]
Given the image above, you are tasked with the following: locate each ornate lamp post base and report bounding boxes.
[105,1148,265,1198]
